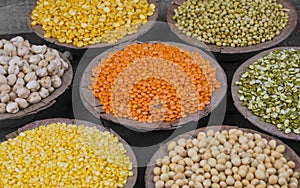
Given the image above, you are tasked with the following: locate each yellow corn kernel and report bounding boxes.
[150,3,156,10]
[30,0,155,47]
[65,40,72,44]
[44,33,51,38]
[76,41,84,47]
[147,11,154,16]
[0,123,133,187]
[58,38,65,43]
[31,21,38,26]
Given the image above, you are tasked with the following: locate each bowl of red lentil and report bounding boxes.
[80,41,227,130]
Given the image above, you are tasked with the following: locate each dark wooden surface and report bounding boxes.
[0,0,300,187]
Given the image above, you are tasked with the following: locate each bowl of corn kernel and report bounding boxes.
[0,118,138,187]
[80,41,227,130]
[29,0,158,48]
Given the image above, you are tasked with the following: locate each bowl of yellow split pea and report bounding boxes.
[29,0,158,49]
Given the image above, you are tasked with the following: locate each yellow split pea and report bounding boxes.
[31,0,156,47]
[0,123,133,187]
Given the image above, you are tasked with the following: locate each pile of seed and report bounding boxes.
[236,49,300,134]
[152,128,299,188]
[90,43,220,123]
[0,36,69,114]
[172,0,289,47]
[31,0,155,47]
[0,122,133,187]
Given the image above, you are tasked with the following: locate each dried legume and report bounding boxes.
[173,0,289,47]
[0,123,133,187]
[90,43,220,123]
[0,36,69,114]
[236,49,300,134]
[31,0,155,47]
[153,128,299,188]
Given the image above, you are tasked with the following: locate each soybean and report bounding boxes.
[152,128,299,188]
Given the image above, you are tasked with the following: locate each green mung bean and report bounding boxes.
[236,49,300,134]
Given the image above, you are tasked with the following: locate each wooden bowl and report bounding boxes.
[0,53,73,128]
[5,118,138,188]
[28,0,159,49]
[80,41,227,131]
[167,0,298,54]
[145,125,300,187]
[232,46,300,140]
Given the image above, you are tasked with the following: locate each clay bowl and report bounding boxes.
[4,118,138,188]
[167,0,298,54]
[145,125,300,187]
[232,46,300,140]
[80,41,227,131]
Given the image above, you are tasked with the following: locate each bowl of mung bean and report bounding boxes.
[232,47,300,140]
